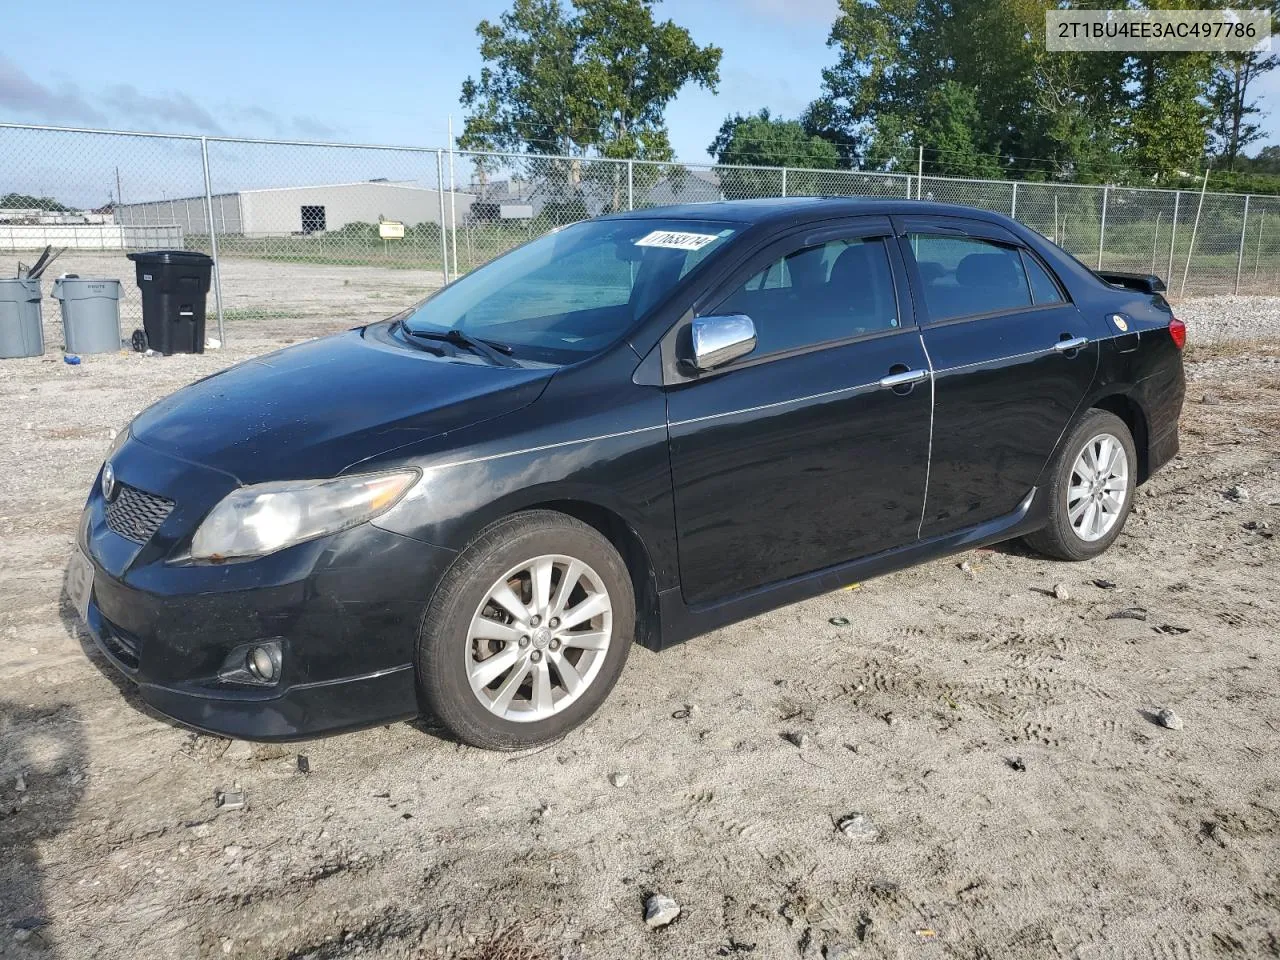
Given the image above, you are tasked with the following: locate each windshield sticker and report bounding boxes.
[634,230,721,251]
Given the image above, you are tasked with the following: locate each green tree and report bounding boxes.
[0,192,69,212]
[1208,49,1278,169]
[804,0,1057,175]
[709,108,840,169]
[1126,50,1215,178]
[458,0,720,161]
[708,108,839,197]
[1238,144,1280,174]
[803,0,1241,184]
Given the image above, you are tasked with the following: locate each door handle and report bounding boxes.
[878,368,930,390]
[1053,336,1089,354]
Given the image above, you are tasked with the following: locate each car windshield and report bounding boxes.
[401,217,740,363]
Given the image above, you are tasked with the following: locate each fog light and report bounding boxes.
[247,645,280,683]
[218,639,284,686]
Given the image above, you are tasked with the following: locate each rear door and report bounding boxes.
[896,216,1099,538]
[664,217,933,606]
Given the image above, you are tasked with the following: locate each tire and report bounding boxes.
[1023,409,1137,561]
[418,510,635,750]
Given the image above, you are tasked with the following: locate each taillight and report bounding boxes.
[1169,317,1186,349]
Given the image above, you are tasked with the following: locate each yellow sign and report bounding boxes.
[379,221,405,240]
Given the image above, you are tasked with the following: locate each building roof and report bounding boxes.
[237,180,444,195]
[602,196,1020,229]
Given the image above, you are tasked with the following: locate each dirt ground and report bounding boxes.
[1,293,1278,960]
[16,251,444,348]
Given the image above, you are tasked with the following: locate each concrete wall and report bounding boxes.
[0,224,183,251]
[239,182,476,234]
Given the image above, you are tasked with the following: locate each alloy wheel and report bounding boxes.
[1067,432,1129,542]
[465,554,613,722]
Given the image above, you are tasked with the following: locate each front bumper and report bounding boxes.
[88,594,419,741]
[79,439,457,741]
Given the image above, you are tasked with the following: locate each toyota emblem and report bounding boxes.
[102,461,117,501]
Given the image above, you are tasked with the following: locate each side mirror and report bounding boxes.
[688,314,757,371]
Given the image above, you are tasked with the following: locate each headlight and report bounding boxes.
[104,426,129,463]
[189,469,419,561]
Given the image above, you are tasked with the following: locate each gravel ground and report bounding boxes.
[1175,294,1280,345]
[15,252,1280,351]
[0,292,1278,960]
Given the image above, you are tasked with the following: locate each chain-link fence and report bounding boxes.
[4,121,1280,347]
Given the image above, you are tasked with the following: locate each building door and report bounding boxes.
[301,205,326,233]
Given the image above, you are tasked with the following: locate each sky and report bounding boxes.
[0,0,844,163]
[2,0,1278,206]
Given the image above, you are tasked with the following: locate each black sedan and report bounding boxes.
[70,199,1186,749]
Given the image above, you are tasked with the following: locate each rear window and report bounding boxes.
[909,235,1032,321]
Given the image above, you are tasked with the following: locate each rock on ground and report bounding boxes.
[644,893,681,929]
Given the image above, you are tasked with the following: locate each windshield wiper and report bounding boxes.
[395,323,453,358]
[399,324,518,367]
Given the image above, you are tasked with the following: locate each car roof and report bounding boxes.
[601,196,1023,231]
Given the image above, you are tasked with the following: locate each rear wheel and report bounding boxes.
[418,510,634,750]
[1023,409,1136,561]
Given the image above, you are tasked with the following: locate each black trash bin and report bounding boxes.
[126,250,213,355]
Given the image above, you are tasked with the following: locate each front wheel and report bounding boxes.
[1023,409,1137,561]
[418,510,634,750]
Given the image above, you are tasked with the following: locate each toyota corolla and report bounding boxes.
[71,198,1186,750]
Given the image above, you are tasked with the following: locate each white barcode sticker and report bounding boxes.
[634,230,720,251]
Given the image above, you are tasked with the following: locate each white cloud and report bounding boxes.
[0,55,104,124]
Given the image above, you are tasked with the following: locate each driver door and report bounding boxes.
[663,218,934,606]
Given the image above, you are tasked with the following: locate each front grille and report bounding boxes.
[105,484,174,545]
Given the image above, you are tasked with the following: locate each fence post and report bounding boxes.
[199,136,225,346]
[627,159,634,211]
[435,149,449,283]
[781,167,788,198]
[1168,192,1180,282]
[917,145,924,200]
[447,118,458,278]
[1255,212,1266,281]
[1180,169,1211,298]
[1151,212,1161,274]
[1010,182,1018,220]
[1097,184,1109,270]
[1235,195,1251,294]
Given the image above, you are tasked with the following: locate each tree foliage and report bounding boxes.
[459,0,721,162]
[801,0,1279,184]
[709,109,840,169]
[0,192,69,212]
[707,108,839,196]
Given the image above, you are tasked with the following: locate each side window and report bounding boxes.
[1021,250,1066,305]
[909,234,1032,321]
[715,236,899,356]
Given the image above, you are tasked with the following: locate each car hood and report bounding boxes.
[130,329,554,483]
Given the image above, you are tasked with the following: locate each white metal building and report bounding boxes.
[114,180,476,235]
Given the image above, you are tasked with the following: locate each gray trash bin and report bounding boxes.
[0,277,44,359]
[54,277,122,355]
